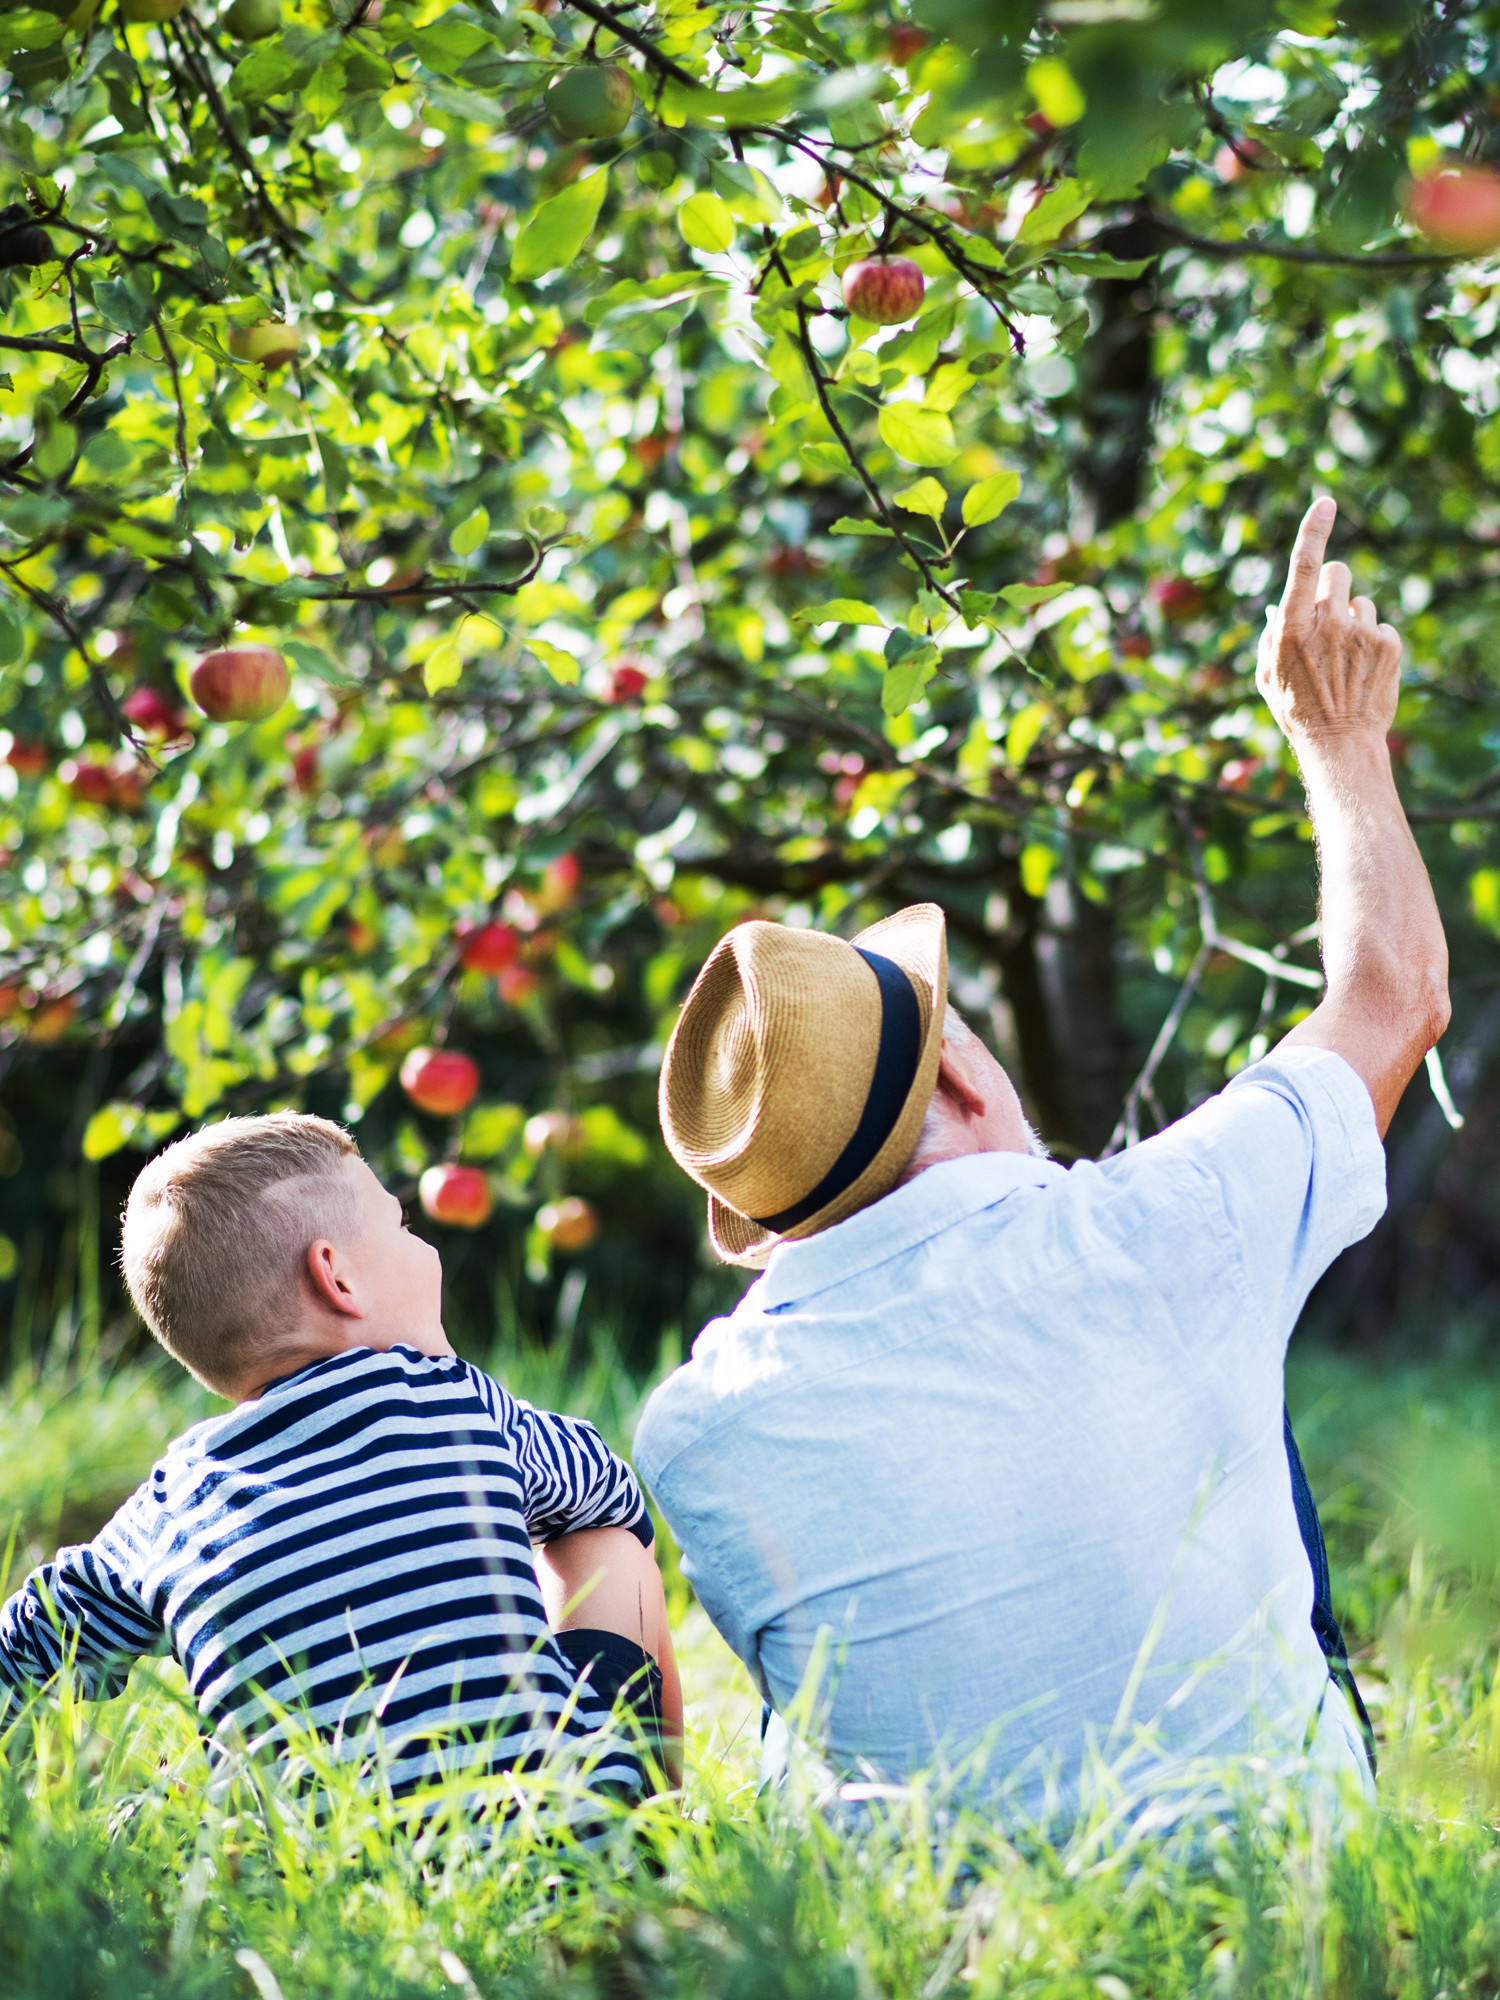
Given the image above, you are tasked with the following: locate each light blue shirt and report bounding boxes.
[635,1048,1385,1824]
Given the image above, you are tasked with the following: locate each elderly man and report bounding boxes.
[634,497,1449,1826]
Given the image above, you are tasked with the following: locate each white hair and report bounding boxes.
[898,1005,1048,1184]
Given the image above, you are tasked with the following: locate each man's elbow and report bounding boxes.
[1419,967,1452,1051]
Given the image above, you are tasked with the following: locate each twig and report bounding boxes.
[1140,206,1456,270]
[1102,942,1211,1156]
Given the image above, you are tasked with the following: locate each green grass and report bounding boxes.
[1,1339,1500,1995]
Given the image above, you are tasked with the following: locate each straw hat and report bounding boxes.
[659,904,948,1266]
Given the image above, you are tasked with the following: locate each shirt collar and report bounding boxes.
[754,1150,1063,1312]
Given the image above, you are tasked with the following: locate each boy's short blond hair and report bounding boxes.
[121,1112,359,1394]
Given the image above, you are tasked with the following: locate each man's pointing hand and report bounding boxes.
[1256,495,1403,749]
[1263,495,1448,1134]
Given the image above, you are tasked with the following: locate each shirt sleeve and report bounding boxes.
[0,1488,164,1700]
[471,1366,653,1548]
[1110,1043,1386,1339]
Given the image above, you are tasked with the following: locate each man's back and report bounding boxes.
[637,1048,1382,1823]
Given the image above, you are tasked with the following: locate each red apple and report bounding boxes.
[292,745,320,794]
[498,964,540,1004]
[523,1110,584,1158]
[399,1046,480,1117]
[887,23,927,64]
[1117,634,1152,660]
[536,852,580,913]
[190,645,290,722]
[457,920,520,974]
[6,739,46,777]
[1220,757,1262,792]
[66,760,114,805]
[536,1195,598,1253]
[227,320,300,369]
[122,686,186,738]
[1404,163,1500,255]
[841,255,925,326]
[1152,578,1208,622]
[109,761,146,810]
[610,662,648,702]
[419,1163,493,1228]
[1214,139,1270,184]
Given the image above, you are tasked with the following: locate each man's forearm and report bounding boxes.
[1282,730,1449,1133]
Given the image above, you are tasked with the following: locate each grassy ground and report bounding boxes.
[2,1337,1500,1996]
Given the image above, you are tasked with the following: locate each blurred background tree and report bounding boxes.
[0,0,1495,1374]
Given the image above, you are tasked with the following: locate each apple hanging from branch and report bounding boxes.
[190,645,290,722]
[228,320,301,369]
[841,256,925,326]
[122,686,187,739]
[400,1047,481,1117]
[547,63,633,140]
[419,1164,493,1229]
[457,920,521,974]
[536,1196,598,1253]
[1404,163,1500,255]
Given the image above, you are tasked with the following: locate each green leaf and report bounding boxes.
[424,641,464,694]
[228,42,301,103]
[283,637,361,687]
[678,191,736,254]
[460,1102,525,1161]
[1006,700,1049,766]
[830,517,896,538]
[0,10,63,50]
[883,645,940,716]
[893,477,947,522]
[92,278,150,335]
[1019,843,1056,898]
[799,442,849,477]
[710,159,781,223]
[793,598,885,626]
[1018,179,1091,246]
[657,74,801,127]
[1000,582,1070,608]
[408,11,490,74]
[32,420,75,481]
[1050,252,1154,279]
[451,507,489,557]
[526,504,566,539]
[877,404,958,467]
[962,471,1021,527]
[528,637,580,685]
[1027,56,1084,128]
[81,1102,179,1159]
[511,168,609,283]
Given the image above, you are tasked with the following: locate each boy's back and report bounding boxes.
[1,1344,653,1796]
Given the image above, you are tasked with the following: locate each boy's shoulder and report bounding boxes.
[162,1345,499,1465]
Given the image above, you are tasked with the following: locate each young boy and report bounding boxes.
[0,1112,682,1809]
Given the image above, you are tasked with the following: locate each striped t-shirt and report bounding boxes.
[0,1345,653,1800]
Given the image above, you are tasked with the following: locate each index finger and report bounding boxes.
[1279,495,1338,628]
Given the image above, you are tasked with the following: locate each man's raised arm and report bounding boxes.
[1261,495,1450,1135]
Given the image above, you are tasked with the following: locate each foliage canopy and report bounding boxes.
[0,0,1497,1340]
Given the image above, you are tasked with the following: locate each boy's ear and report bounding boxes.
[305,1239,367,1319]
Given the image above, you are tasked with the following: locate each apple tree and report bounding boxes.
[0,0,1496,1355]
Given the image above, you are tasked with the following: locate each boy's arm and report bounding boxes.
[479,1371,652,1547]
[0,1496,163,1699]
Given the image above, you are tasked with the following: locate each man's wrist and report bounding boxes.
[1286,726,1393,777]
